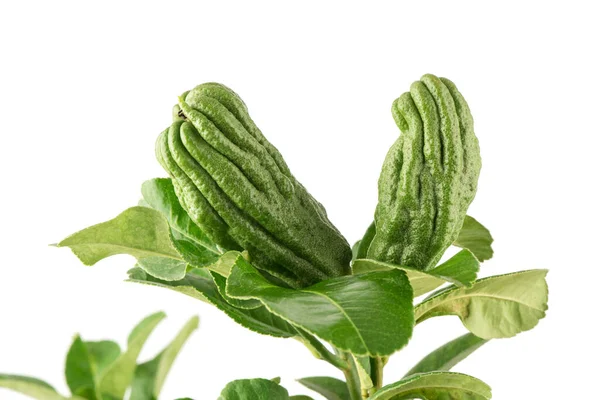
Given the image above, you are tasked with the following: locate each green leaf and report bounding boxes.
[98,312,166,399]
[211,271,262,310]
[353,222,376,261]
[57,207,181,265]
[370,372,491,400]
[127,267,299,338]
[227,256,414,356]
[403,271,446,298]
[453,216,494,262]
[142,178,221,268]
[217,378,289,400]
[298,377,350,400]
[65,336,120,399]
[64,336,95,399]
[130,316,199,400]
[415,269,548,338]
[169,228,220,267]
[353,249,479,297]
[294,330,347,370]
[137,256,188,281]
[141,178,220,255]
[427,249,480,287]
[0,375,72,400]
[85,342,121,378]
[290,396,314,400]
[352,355,373,394]
[404,333,488,377]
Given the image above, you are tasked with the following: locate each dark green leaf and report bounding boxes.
[289,396,314,400]
[127,268,298,338]
[57,207,181,265]
[64,336,96,399]
[142,178,220,268]
[141,178,219,255]
[370,372,491,399]
[217,378,289,400]
[298,377,350,400]
[415,269,548,338]
[130,316,199,400]
[169,229,220,268]
[353,222,376,261]
[453,216,494,262]
[404,333,488,377]
[227,256,414,356]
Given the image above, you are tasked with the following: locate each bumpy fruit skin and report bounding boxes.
[367,74,481,271]
[156,83,352,288]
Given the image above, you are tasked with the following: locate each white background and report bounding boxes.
[1,1,598,399]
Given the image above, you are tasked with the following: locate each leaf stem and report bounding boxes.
[296,329,347,370]
[341,353,363,400]
[369,356,384,392]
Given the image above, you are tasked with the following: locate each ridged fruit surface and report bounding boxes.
[157,83,352,287]
[367,74,481,271]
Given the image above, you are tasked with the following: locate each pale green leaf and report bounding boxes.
[404,333,488,377]
[353,249,479,297]
[427,249,480,287]
[137,256,188,282]
[127,268,298,339]
[217,378,289,400]
[65,337,120,399]
[85,341,121,379]
[205,251,244,277]
[415,269,548,339]
[57,207,180,265]
[211,271,262,310]
[98,312,165,399]
[403,271,446,298]
[352,355,373,393]
[370,372,491,400]
[453,216,494,262]
[227,256,414,356]
[0,375,72,400]
[297,377,350,400]
[130,316,199,400]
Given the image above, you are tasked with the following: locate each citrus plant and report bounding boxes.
[52,74,547,399]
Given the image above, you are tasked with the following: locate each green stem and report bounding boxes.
[296,329,346,370]
[342,354,363,400]
[369,356,384,392]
